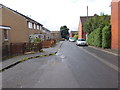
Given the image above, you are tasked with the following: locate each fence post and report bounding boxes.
[10,43,12,56]
[38,42,42,51]
[22,43,26,54]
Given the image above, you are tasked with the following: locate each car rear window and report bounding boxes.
[78,39,85,41]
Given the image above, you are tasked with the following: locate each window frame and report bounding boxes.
[4,29,8,41]
[37,25,39,30]
[33,24,36,29]
[28,22,33,29]
[40,26,42,30]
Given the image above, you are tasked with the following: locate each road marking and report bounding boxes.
[88,46,119,56]
[79,47,118,72]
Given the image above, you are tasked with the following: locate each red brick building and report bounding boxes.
[78,0,120,50]
[111,0,120,50]
[78,16,93,40]
[69,31,73,37]
[69,31,78,38]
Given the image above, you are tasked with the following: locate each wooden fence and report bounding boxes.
[2,42,42,59]
[42,39,56,48]
[2,39,56,59]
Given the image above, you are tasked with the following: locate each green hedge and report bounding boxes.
[87,25,111,48]
[102,25,111,48]
[87,31,95,46]
[87,28,102,47]
[94,28,102,47]
[85,15,111,49]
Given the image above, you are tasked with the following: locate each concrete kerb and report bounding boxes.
[1,53,56,72]
[88,46,119,56]
[1,41,64,72]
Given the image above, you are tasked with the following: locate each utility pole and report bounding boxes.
[86,6,88,40]
[87,6,88,19]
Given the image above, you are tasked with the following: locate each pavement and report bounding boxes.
[88,46,119,56]
[2,41,64,70]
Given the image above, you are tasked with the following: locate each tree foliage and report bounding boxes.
[83,17,93,33]
[85,15,111,48]
[73,35,78,41]
[60,25,69,39]
[83,15,110,34]
[34,38,41,44]
[75,31,78,35]
[29,35,41,43]
[102,25,111,48]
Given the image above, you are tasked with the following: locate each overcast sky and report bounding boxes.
[1,0,112,31]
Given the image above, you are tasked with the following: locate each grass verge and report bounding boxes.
[0,53,56,72]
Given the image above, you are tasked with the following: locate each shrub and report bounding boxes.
[94,28,102,47]
[60,38,65,41]
[102,25,111,48]
[86,15,111,48]
[87,31,95,46]
[83,15,110,34]
[73,35,78,41]
[87,28,102,47]
[34,38,41,43]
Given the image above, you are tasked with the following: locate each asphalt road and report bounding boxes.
[2,41,118,88]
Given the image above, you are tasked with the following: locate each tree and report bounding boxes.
[83,15,110,34]
[83,17,93,34]
[60,25,69,39]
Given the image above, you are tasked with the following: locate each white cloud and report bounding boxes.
[1,0,112,31]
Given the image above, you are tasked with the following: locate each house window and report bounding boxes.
[28,22,33,29]
[0,5,2,8]
[4,30,8,41]
[37,25,39,30]
[33,24,36,29]
[40,26,42,30]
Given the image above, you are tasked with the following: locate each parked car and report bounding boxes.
[76,38,87,46]
[69,37,75,42]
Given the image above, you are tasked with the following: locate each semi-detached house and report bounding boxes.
[41,27,51,41]
[0,4,44,45]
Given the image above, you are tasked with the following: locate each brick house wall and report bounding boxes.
[111,0,120,50]
[83,32,87,40]
[0,6,2,25]
[69,31,78,38]
[78,18,83,39]
[2,7,29,44]
[0,7,2,48]
[78,16,92,40]
[69,32,73,37]
[0,4,43,45]
[51,31,62,40]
